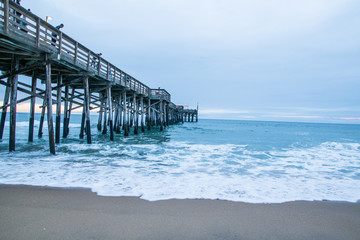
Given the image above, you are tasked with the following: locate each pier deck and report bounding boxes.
[0,0,198,153]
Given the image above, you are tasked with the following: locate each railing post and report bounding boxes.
[97,56,101,75]
[87,50,91,71]
[36,18,40,47]
[58,31,63,56]
[74,42,78,65]
[4,0,9,33]
[106,62,109,80]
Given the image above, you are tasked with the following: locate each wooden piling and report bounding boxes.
[79,102,85,139]
[129,96,134,128]
[140,96,145,132]
[55,74,62,144]
[45,58,55,154]
[147,98,151,130]
[107,87,114,141]
[123,91,129,136]
[166,103,170,126]
[97,92,103,131]
[84,76,92,144]
[28,74,37,142]
[133,93,138,134]
[0,77,11,140]
[116,95,122,133]
[64,87,74,138]
[9,57,19,152]
[102,92,107,134]
[62,85,69,138]
[38,98,46,138]
[160,101,163,131]
[113,99,119,134]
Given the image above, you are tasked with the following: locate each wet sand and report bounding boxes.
[0,184,359,240]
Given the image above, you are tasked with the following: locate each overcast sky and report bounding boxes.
[14,0,360,123]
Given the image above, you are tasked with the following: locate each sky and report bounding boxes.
[3,0,360,123]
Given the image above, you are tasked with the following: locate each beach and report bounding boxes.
[1,185,359,240]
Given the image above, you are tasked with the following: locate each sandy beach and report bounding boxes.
[0,184,359,240]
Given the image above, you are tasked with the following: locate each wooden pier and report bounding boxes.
[0,0,198,154]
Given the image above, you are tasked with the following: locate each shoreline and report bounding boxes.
[1,184,360,240]
[0,183,359,204]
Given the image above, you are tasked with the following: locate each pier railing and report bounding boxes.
[0,0,150,96]
[150,89,171,102]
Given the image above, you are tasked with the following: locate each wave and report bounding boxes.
[0,141,359,203]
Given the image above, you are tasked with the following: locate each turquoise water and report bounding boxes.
[0,113,360,203]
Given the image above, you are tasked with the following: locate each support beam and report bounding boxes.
[160,101,163,131]
[133,93,138,135]
[45,58,56,154]
[64,88,75,138]
[116,95,122,134]
[140,96,145,132]
[166,103,170,126]
[123,91,129,136]
[0,77,11,140]
[97,92,103,131]
[38,99,46,138]
[28,74,37,142]
[55,74,62,144]
[113,98,119,134]
[84,76,92,144]
[147,98,151,130]
[9,57,19,152]
[79,101,85,139]
[107,87,114,141]
[62,85,69,138]
[102,92,107,135]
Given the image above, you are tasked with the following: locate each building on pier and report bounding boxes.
[0,0,198,154]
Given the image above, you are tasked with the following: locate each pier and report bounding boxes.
[0,0,198,154]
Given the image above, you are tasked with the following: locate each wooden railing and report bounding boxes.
[0,0,151,97]
[150,89,171,102]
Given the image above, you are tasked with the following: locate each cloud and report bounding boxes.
[43,0,358,51]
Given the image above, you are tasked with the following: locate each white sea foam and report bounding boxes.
[0,141,359,203]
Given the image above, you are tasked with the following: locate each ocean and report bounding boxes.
[0,112,359,203]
